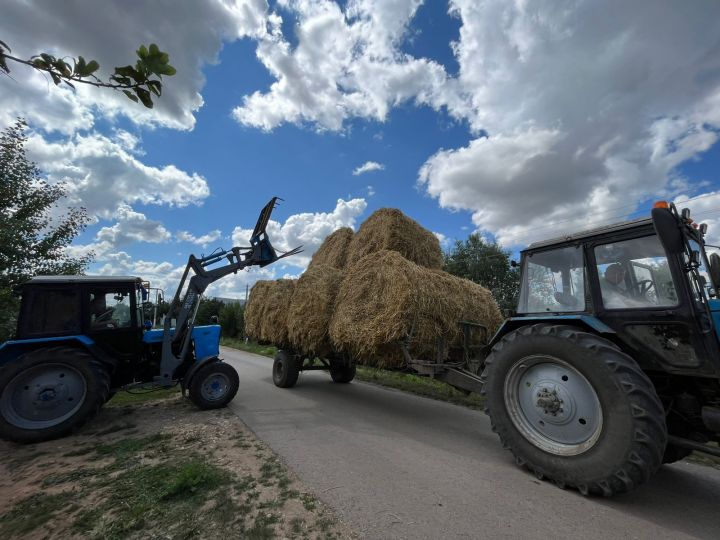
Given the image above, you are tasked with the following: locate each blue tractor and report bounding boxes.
[378,200,720,495]
[0,198,300,443]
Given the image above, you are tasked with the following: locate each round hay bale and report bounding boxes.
[244,281,274,340]
[244,279,296,345]
[329,250,503,368]
[286,265,343,356]
[346,208,443,270]
[307,227,354,271]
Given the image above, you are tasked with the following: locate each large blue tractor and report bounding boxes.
[0,198,300,443]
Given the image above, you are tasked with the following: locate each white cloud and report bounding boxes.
[232,0,457,131]
[433,231,449,247]
[353,161,385,176]
[67,205,171,260]
[366,185,376,197]
[0,0,276,134]
[232,197,367,268]
[25,131,209,219]
[177,230,223,248]
[418,0,720,246]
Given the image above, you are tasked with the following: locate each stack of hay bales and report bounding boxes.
[244,208,503,367]
[244,279,296,346]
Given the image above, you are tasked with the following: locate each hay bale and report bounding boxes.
[329,250,503,368]
[308,227,354,271]
[346,208,443,270]
[286,265,343,356]
[244,280,274,340]
[244,279,296,345]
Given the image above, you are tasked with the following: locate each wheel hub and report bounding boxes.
[0,363,87,429]
[504,357,603,456]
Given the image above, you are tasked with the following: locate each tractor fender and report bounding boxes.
[181,355,222,396]
[488,315,616,349]
[0,335,116,372]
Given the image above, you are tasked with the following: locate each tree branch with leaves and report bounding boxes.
[0,40,176,108]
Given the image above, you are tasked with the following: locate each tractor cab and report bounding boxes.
[512,204,720,378]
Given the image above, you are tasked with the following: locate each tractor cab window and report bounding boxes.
[22,288,81,336]
[88,290,133,329]
[594,235,678,310]
[518,245,586,313]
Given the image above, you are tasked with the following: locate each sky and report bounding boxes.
[2,0,720,299]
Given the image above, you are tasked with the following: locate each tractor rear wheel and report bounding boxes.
[188,361,239,410]
[0,346,110,443]
[330,362,356,383]
[482,324,667,496]
[273,350,300,388]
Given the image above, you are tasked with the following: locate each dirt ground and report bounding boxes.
[0,392,354,539]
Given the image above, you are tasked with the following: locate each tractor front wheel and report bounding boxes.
[0,347,110,443]
[188,362,239,410]
[482,324,667,496]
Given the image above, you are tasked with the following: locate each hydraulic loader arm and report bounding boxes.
[157,197,302,385]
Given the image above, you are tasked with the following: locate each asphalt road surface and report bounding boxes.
[223,347,720,539]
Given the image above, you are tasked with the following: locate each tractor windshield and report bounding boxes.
[518,245,586,313]
[594,235,678,309]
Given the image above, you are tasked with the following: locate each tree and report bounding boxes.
[444,233,520,311]
[0,40,175,108]
[219,301,245,339]
[196,297,226,326]
[0,119,92,340]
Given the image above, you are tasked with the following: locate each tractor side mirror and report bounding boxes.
[652,207,684,255]
[709,253,720,289]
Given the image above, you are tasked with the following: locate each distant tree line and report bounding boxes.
[195,297,245,339]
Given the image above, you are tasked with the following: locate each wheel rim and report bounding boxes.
[503,355,603,456]
[0,363,87,429]
[200,372,231,402]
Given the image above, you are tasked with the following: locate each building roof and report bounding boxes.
[526,217,653,250]
[27,276,142,284]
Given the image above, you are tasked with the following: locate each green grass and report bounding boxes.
[106,387,181,406]
[221,337,277,357]
[356,367,486,409]
[74,458,233,539]
[0,492,70,537]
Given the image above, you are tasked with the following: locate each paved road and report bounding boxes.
[223,347,720,539]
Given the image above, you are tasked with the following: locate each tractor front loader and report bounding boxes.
[0,197,301,443]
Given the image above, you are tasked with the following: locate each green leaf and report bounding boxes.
[161,64,176,76]
[135,87,153,108]
[123,89,139,103]
[31,58,48,70]
[74,56,87,76]
[85,60,99,75]
[40,53,54,64]
[137,44,148,58]
[50,72,61,85]
[146,80,162,97]
[149,43,159,56]
[53,59,71,77]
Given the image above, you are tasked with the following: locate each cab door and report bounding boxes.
[83,284,143,377]
[589,233,717,376]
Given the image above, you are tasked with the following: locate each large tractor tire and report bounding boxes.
[273,350,300,388]
[330,361,356,384]
[0,346,110,443]
[188,361,239,410]
[482,324,667,496]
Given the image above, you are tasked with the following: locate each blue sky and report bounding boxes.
[3,0,720,297]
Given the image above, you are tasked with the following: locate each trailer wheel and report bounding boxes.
[482,324,667,496]
[188,361,239,409]
[273,350,300,388]
[330,362,356,384]
[0,346,110,443]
